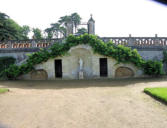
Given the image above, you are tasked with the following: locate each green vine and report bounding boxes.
[162,50,167,74]
[0,34,163,79]
[163,51,167,64]
[0,57,16,72]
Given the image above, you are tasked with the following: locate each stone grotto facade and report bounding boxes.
[19,44,143,80]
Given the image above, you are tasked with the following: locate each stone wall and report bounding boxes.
[138,50,163,61]
[0,39,166,80]
[0,51,34,63]
[20,44,143,80]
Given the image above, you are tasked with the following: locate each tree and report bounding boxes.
[44,28,53,39]
[71,13,81,33]
[0,12,9,24]
[21,25,30,40]
[51,23,61,38]
[0,12,18,41]
[0,12,28,41]
[58,15,71,27]
[58,13,81,34]
[45,22,66,39]
[59,26,66,38]
[44,12,82,39]
[0,12,11,41]
[76,28,87,35]
[32,28,43,39]
[0,19,23,41]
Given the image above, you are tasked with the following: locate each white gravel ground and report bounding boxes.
[0,78,167,128]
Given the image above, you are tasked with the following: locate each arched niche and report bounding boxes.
[115,67,134,78]
[31,69,48,80]
[68,45,93,79]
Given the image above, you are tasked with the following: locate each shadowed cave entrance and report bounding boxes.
[100,58,108,77]
[55,59,62,78]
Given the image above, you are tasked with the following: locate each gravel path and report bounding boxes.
[0,78,167,128]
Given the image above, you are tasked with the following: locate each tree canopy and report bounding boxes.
[45,12,83,39]
[21,25,30,40]
[0,12,30,41]
[32,28,43,40]
[76,27,87,35]
[0,12,87,40]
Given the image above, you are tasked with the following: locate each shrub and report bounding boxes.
[0,57,16,72]
[142,60,163,76]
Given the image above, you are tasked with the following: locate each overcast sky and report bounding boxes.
[1,0,167,37]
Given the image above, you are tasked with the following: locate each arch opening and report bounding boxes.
[115,67,134,78]
[31,69,48,80]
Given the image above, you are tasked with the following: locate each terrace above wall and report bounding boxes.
[0,35,167,50]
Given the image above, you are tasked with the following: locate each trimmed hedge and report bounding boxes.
[0,34,163,79]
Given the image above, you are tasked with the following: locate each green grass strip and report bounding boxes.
[144,87,167,104]
[0,88,9,93]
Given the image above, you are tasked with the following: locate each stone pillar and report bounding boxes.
[7,41,12,48]
[154,34,160,46]
[87,14,95,35]
[32,40,36,48]
[128,34,134,47]
[66,20,73,37]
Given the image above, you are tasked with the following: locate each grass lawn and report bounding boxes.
[0,88,9,94]
[144,87,167,103]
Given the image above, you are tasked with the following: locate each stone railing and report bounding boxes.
[0,39,63,49]
[1,36,167,49]
[101,37,129,45]
[100,36,167,49]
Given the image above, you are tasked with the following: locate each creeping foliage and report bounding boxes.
[142,60,163,76]
[0,57,16,72]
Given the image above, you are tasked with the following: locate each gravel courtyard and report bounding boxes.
[0,78,167,128]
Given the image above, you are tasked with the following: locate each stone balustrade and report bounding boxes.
[0,39,62,49]
[100,37,167,48]
[101,37,129,45]
[1,37,167,50]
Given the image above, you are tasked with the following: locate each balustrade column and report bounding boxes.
[127,34,134,47]
[32,41,36,48]
[154,34,160,46]
[7,41,12,48]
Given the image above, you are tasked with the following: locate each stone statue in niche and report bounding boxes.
[78,58,84,79]
[79,58,83,70]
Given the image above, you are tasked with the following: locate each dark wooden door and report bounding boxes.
[100,58,108,77]
[55,59,62,78]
